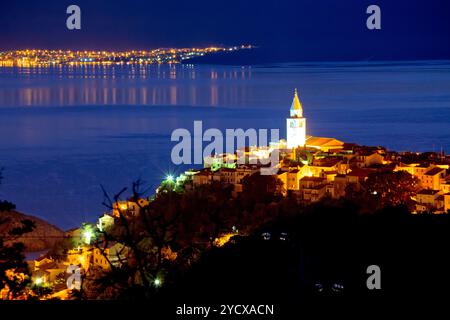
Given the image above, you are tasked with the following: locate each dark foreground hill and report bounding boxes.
[0,210,64,251]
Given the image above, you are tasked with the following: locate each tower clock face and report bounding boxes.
[289,119,303,128]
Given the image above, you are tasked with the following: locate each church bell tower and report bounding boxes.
[286,89,306,149]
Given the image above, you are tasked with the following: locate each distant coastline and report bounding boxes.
[0,45,255,67]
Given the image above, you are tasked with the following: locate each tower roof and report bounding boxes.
[290,88,303,116]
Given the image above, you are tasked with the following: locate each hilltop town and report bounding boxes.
[184,89,450,213]
[3,90,450,300]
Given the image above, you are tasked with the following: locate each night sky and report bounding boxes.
[1,0,450,61]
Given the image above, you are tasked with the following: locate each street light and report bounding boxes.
[82,226,94,245]
[35,277,43,286]
[83,230,93,244]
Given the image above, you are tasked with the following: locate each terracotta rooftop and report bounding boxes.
[217,167,236,173]
[300,176,326,182]
[424,167,444,176]
[312,158,341,167]
[306,136,344,147]
[309,183,327,190]
[195,169,213,176]
[347,168,372,178]
[37,261,63,271]
[357,150,381,157]
[417,189,440,195]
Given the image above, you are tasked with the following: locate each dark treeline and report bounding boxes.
[158,199,450,306]
[85,171,449,306]
[2,168,449,307]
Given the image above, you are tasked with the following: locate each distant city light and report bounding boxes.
[0,45,255,67]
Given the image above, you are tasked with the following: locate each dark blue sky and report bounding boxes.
[1,0,449,61]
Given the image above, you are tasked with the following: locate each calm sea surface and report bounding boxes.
[0,61,449,229]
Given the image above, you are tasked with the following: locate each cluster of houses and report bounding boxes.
[398,163,450,212]
[180,140,450,214]
[169,90,449,214]
[21,223,131,299]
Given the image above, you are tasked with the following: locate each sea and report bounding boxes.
[0,61,449,230]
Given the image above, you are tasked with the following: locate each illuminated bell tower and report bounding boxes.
[286,88,306,149]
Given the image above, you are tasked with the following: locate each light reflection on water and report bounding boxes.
[0,64,253,107]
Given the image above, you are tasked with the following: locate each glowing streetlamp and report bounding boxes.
[81,225,95,245]
[154,278,162,287]
[83,230,93,244]
[118,202,128,211]
[35,277,43,286]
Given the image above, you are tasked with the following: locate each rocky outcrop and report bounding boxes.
[0,210,64,252]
